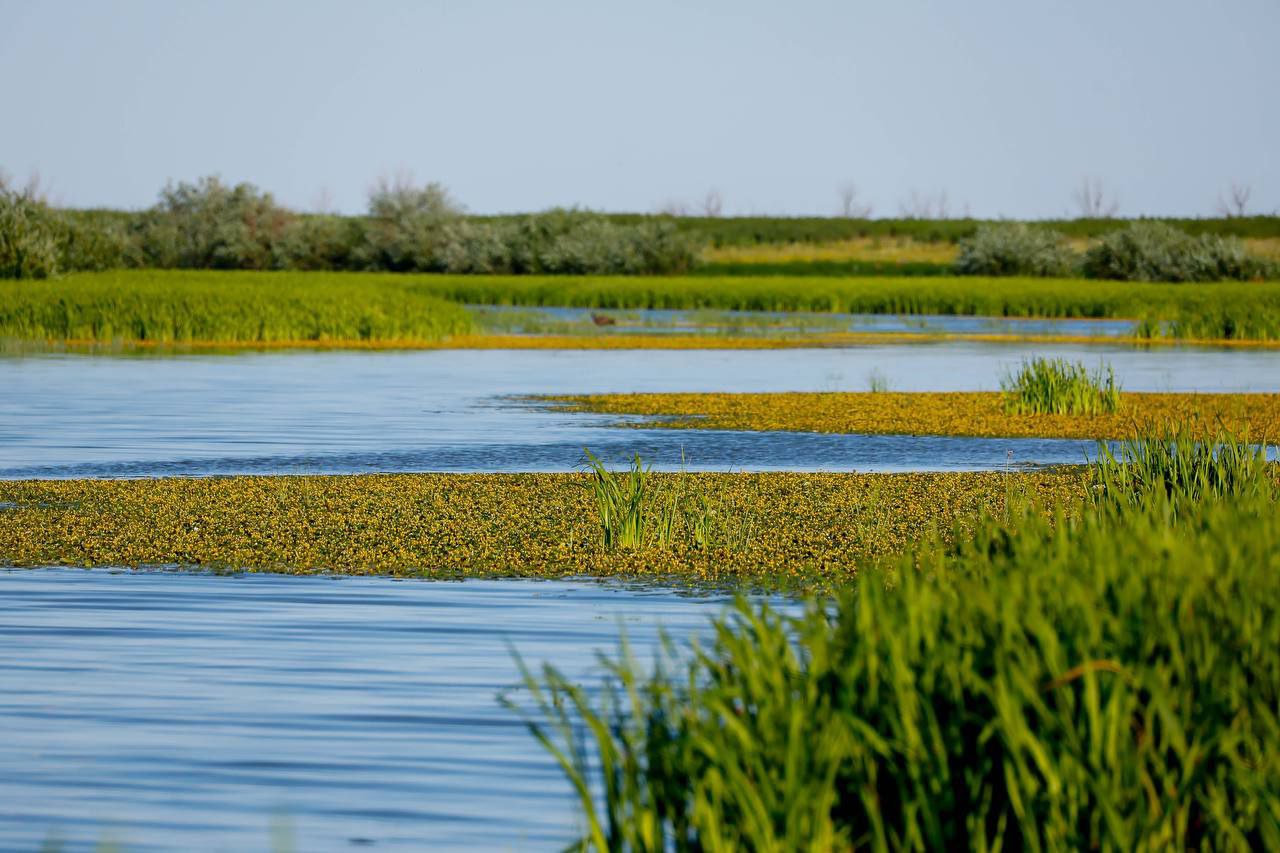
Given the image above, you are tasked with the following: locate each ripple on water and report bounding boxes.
[0,568,774,851]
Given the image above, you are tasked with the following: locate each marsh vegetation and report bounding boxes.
[516,429,1280,850]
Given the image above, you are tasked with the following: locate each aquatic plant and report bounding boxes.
[516,491,1280,849]
[582,451,757,553]
[583,451,664,550]
[1091,423,1276,517]
[543,390,1280,441]
[0,471,1085,589]
[1000,357,1120,415]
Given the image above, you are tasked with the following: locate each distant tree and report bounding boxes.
[701,189,724,218]
[837,182,872,218]
[898,189,949,220]
[1217,182,1252,218]
[1072,177,1119,218]
[656,199,689,217]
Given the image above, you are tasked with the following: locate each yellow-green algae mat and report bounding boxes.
[542,391,1280,440]
[0,472,1086,589]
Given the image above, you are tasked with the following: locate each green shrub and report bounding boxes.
[357,176,463,272]
[0,178,61,279]
[954,223,1077,276]
[271,214,366,271]
[1000,357,1120,415]
[1083,222,1271,282]
[514,493,1280,850]
[133,176,294,270]
[56,210,131,272]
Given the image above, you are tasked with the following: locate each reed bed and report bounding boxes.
[0,270,474,344]
[1000,357,1120,415]
[542,391,1280,441]
[515,442,1280,850]
[7,270,1280,345]
[0,471,1085,590]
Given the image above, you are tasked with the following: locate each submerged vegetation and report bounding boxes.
[543,390,1280,441]
[1000,357,1120,415]
[516,430,1280,850]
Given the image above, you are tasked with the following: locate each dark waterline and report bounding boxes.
[2,344,1275,478]
[0,568,771,852]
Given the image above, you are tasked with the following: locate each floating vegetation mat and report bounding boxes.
[0,472,1086,589]
[542,391,1280,441]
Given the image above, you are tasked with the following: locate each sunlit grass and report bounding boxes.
[1000,357,1120,415]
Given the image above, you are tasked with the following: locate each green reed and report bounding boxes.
[513,488,1280,850]
[0,270,474,344]
[1001,357,1120,415]
[582,450,755,552]
[1092,422,1276,517]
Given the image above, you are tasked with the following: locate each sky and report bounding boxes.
[1,0,1276,218]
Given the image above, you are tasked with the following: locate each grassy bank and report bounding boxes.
[0,270,475,344]
[542,391,1280,440]
[0,471,1085,589]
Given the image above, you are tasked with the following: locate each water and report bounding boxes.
[2,344,1275,478]
[471,305,1139,338]
[0,568,762,852]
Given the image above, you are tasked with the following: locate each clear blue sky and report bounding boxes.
[2,0,1276,218]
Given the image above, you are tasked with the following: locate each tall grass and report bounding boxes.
[1000,357,1120,415]
[1092,423,1276,516]
[513,488,1280,850]
[581,450,755,552]
[0,270,474,344]
[9,270,1280,345]
[416,272,1280,326]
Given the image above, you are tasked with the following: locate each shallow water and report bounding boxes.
[0,568,764,852]
[2,344,1275,477]
[471,305,1139,338]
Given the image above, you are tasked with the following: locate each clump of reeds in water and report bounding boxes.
[581,449,754,551]
[1092,421,1276,516]
[1000,356,1120,415]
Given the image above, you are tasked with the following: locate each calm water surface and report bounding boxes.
[0,569,764,852]
[2,344,1275,478]
[471,305,1140,338]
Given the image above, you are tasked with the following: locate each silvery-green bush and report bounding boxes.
[1083,222,1270,282]
[954,223,1077,276]
[357,177,463,272]
[0,177,61,279]
[133,176,293,270]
